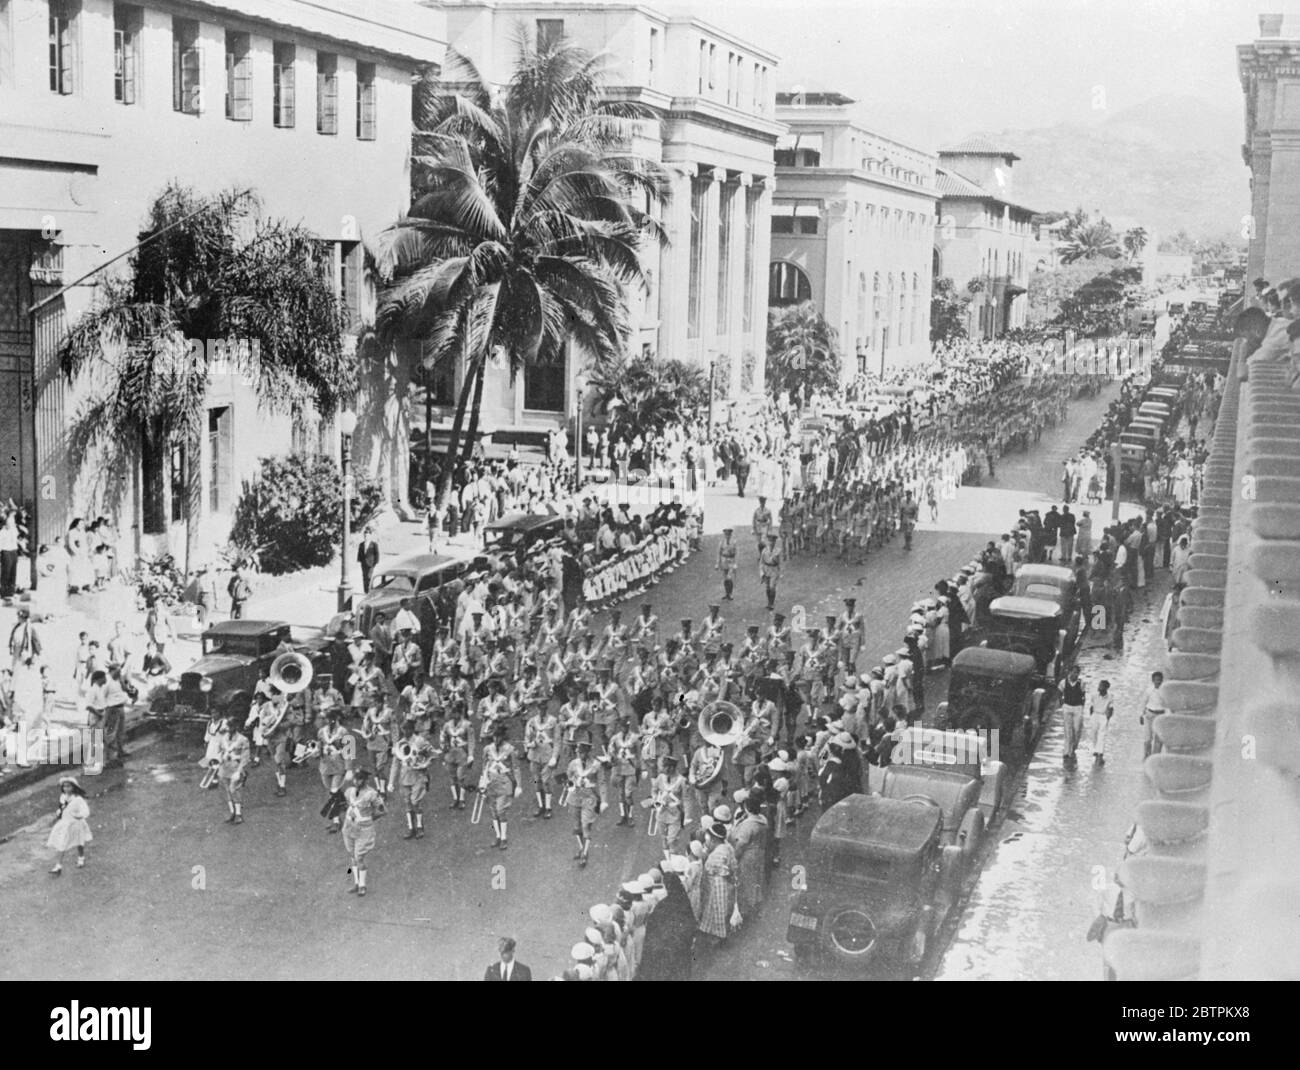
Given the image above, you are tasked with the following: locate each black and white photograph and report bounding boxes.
[0,0,1290,1013]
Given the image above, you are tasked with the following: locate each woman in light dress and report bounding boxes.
[34,543,68,618]
[65,518,93,594]
[1172,458,1194,506]
[46,775,92,875]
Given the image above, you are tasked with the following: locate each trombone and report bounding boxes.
[470,765,489,824]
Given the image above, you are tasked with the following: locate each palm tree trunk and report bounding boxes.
[460,357,487,463]
[424,365,434,504]
[436,354,480,509]
[183,429,202,578]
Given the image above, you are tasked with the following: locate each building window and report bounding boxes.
[225,31,251,120]
[872,272,882,350]
[708,43,717,91]
[857,273,868,343]
[523,362,565,412]
[316,52,338,134]
[687,175,706,339]
[172,17,201,114]
[208,407,232,514]
[648,27,657,85]
[339,240,360,327]
[698,39,706,95]
[48,1,74,95]
[912,273,920,343]
[716,181,733,334]
[726,52,736,105]
[752,62,760,110]
[113,5,139,104]
[536,18,564,50]
[768,262,811,307]
[356,61,376,139]
[742,187,756,332]
[273,42,295,127]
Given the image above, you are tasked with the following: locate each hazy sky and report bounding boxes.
[680,0,1271,147]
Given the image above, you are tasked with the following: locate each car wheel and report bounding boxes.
[819,904,879,968]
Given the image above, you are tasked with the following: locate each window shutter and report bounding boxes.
[233,48,252,119]
[59,18,73,95]
[181,47,201,113]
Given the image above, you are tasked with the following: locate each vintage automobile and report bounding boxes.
[483,513,566,559]
[1011,563,1078,613]
[351,552,483,647]
[151,620,336,724]
[934,646,1046,755]
[875,763,986,873]
[787,794,960,969]
[985,595,1077,685]
[877,724,1009,825]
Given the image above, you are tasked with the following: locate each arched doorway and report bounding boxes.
[768,261,812,307]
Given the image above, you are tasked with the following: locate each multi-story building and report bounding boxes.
[434,0,781,433]
[0,0,445,559]
[934,137,1037,339]
[769,89,938,378]
[1238,12,1300,288]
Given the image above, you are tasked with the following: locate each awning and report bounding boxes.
[776,132,824,153]
[772,203,821,217]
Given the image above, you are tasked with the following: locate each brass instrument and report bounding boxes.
[270,651,313,694]
[699,701,746,747]
[470,765,489,824]
[257,698,287,738]
[647,791,662,837]
[358,708,389,741]
[409,740,434,771]
[689,745,724,789]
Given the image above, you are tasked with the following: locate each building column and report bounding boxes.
[658,161,697,365]
[824,199,851,385]
[725,173,748,394]
[749,177,773,396]
[700,167,723,374]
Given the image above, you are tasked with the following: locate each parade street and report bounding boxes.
[0,381,1144,982]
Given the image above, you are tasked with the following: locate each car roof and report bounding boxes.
[811,793,942,858]
[204,620,289,637]
[486,513,563,532]
[375,552,464,577]
[990,595,1061,619]
[952,646,1037,676]
[1015,564,1074,586]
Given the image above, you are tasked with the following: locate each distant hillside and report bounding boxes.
[961,95,1249,242]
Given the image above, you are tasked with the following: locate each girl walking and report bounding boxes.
[47,776,92,875]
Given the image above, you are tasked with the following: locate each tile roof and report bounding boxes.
[935,167,1039,214]
[939,135,1021,159]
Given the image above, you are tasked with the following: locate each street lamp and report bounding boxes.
[338,407,358,613]
[574,373,587,492]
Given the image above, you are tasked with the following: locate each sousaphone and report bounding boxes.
[691,700,744,787]
[270,651,313,694]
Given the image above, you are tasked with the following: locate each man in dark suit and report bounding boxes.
[357,526,380,593]
[484,936,531,981]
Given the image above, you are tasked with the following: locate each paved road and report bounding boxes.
[0,381,1132,981]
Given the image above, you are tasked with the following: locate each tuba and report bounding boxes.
[258,699,287,738]
[699,701,746,747]
[270,652,314,694]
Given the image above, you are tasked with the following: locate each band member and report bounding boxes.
[650,754,686,855]
[260,691,293,797]
[390,721,434,839]
[431,625,460,678]
[362,699,394,791]
[440,703,476,809]
[400,669,438,736]
[764,611,791,662]
[524,702,560,818]
[567,738,603,868]
[716,529,739,601]
[481,723,522,850]
[699,604,726,657]
[591,665,621,750]
[687,737,726,827]
[643,694,676,761]
[632,603,659,655]
[477,679,510,740]
[735,697,773,786]
[751,498,773,562]
[343,768,385,897]
[318,711,351,832]
[760,534,782,611]
[510,664,544,720]
[557,685,591,769]
[601,609,629,665]
[219,719,252,824]
[390,628,424,692]
[838,597,864,672]
[349,652,384,718]
[606,713,642,827]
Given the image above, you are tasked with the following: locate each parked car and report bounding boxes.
[151,620,336,724]
[875,763,986,872]
[1011,563,1078,612]
[934,646,1046,756]
[985,595,1078,685]
[787,794,960,969]
[483,513,566,559]
[881,724,1009,825]
[352,552,483,648]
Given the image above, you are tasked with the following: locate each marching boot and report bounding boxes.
[76,851,86,868]
[357,867,367,897]
[450,785,460,810]
[579,839,589,868]
[724,579,734,601]
[543,793,553,819]
[617,802,628,827]
[275,772,287,797]
[498,820,508,849]
[414,813,425,839]
[573,835,585,861]
[491,819,502,848]
[534,792,545,818]
[225,801,237,824]
[404,811,416,840]
[233,803,244,824]
[348,867,359,893]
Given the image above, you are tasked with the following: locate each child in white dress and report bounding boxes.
[47,776,92,874]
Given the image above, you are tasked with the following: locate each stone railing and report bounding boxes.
[1102,343,1300,980]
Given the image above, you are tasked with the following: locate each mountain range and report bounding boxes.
[957,95,1250,243]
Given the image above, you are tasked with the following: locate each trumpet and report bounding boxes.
[646,791,663,837]
[558,779,572,807]
[470,770,489,824]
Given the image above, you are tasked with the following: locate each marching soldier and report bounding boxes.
[764,611,792,663]
[439,703,476,810]
[600,609,629,666]
[361,699,394,793]
[735,696,773,787]
[318,711,351,833]
[900,489,920,550]
[567,738,603,868]
[219,719,251,825]
[751,497,773,562]
[699,603,726,657]
[760,534,782,611]
[591,664,621,751]
[558,685,592,769]
[687,736,726,827]
[716,528,740,601]
[632,603,659,656]
[838,597,864,673]
[263,691,294,797]
[524,702,560,818]
[477,679,510,741]
[606,713,642,828]
[649,754,686,855]
[342,768,385,897]
[390,628,424,692]
[399,668,438,736]
[480,723,522,850]
[390,721,434,839]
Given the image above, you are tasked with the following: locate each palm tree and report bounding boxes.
[1060,221,1121,264]
[586,353,707,440]
[58,183,349,573]
[766,303,842,402]
[374,30,671,510]
[1123,226,1149,262]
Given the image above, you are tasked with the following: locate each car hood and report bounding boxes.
[182,654,254,679]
